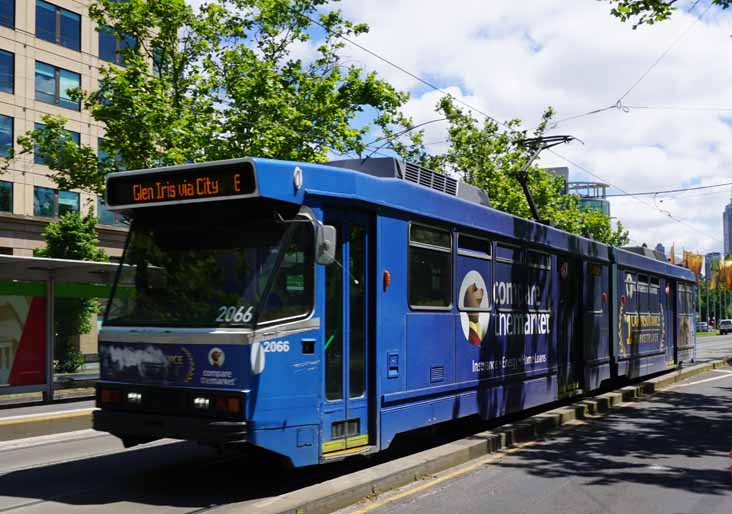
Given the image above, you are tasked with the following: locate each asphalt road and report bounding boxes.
[696,333,732,363]
[339,367,732,514]
[0,337,729,513]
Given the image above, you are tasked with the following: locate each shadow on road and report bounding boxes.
[487,386,732,496]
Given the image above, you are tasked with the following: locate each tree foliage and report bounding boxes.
[390,97,629,246]
[1,0,629,247]
[5,0,409,195]
[606,0,731,28]
[36,212,108,372]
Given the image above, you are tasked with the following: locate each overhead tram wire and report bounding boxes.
[551,0,713,128]
[296,11,518,135]
[550,149,724,245]
[606,180,732,197]
[296,7,722,244]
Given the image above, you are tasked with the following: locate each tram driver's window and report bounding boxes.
[409,224,452,309]
[259,224,314,323]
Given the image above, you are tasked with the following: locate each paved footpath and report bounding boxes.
[338,367,732,514]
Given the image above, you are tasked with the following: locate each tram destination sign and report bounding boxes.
[106,162,257,207]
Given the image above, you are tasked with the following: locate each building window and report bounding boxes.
[0,180,12,213]
[0,0,14,29]
[35,62,81,110]
[36,0,81,51]
[34,123,80,164]
[97,196,125,226]
[99,26,135,66]
[0,49,12,94]
[0,115,11,158]
[33,186,79,218]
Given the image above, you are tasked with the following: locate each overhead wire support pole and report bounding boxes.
[515,135,580,224]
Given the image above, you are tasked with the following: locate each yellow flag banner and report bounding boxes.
[711,268,718,290]
[725,258,732,290]
[719,257,726,290]
[687,253,703,279]
[682,250,689,269]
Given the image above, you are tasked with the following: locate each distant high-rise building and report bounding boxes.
[567,181,611,217]
[543,167,569,194]
[725,199,732,256]
[655,243,665,257]
[705,252,721,279]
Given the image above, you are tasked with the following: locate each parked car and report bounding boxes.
[719,319,732,335]
[697,321,709,332]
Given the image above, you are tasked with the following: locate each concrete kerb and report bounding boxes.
[0,408,94,441]
[237,357,732,514]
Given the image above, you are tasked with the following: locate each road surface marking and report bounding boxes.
[347,424,583,514]
[668,371,732,389]
[0,407,93,425]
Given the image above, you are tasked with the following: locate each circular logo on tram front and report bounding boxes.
[208,347,225,367]
[458,271,490,346]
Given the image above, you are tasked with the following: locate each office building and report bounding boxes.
[0,0,126,257]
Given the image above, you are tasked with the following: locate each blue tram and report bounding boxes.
[93,157,696,467]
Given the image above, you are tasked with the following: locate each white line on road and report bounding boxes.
[668,371,732,389]
[0,429,106,452]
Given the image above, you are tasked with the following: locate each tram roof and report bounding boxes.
[105,157,694,281]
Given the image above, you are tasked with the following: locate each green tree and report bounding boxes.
[36,211,108,373]
[606,0,731,28]
[3,0,409,195]
[390,97,629,246]
[1,0,628,247]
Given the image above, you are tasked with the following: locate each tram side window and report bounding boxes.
[527,250,551,308]
[623,272,637,312]
[409,224,452,308]
[637,275,649,313]
[681,285,693,314]
[649,277,660,312]
[587,263,604,312]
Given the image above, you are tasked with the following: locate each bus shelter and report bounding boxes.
[0,255,119,401]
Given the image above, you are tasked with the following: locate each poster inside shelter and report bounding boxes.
[0,296,46,386]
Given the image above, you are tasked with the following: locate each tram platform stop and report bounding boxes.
[0,254,117,404]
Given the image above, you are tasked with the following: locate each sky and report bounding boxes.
[189,0,732,257]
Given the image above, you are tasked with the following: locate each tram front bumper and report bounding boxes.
[93,408,248,446]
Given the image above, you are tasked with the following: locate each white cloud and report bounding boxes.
[336,0,732,255]
[183,0,732,254]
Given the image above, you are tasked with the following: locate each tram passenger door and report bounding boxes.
[322,211,371,456]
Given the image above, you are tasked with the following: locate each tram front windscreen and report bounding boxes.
[104,200,314,328]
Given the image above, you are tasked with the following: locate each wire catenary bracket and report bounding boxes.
[515,135,580,224]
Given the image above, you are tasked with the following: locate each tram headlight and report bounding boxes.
[193,397,210,409]
[126,392,143,404]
